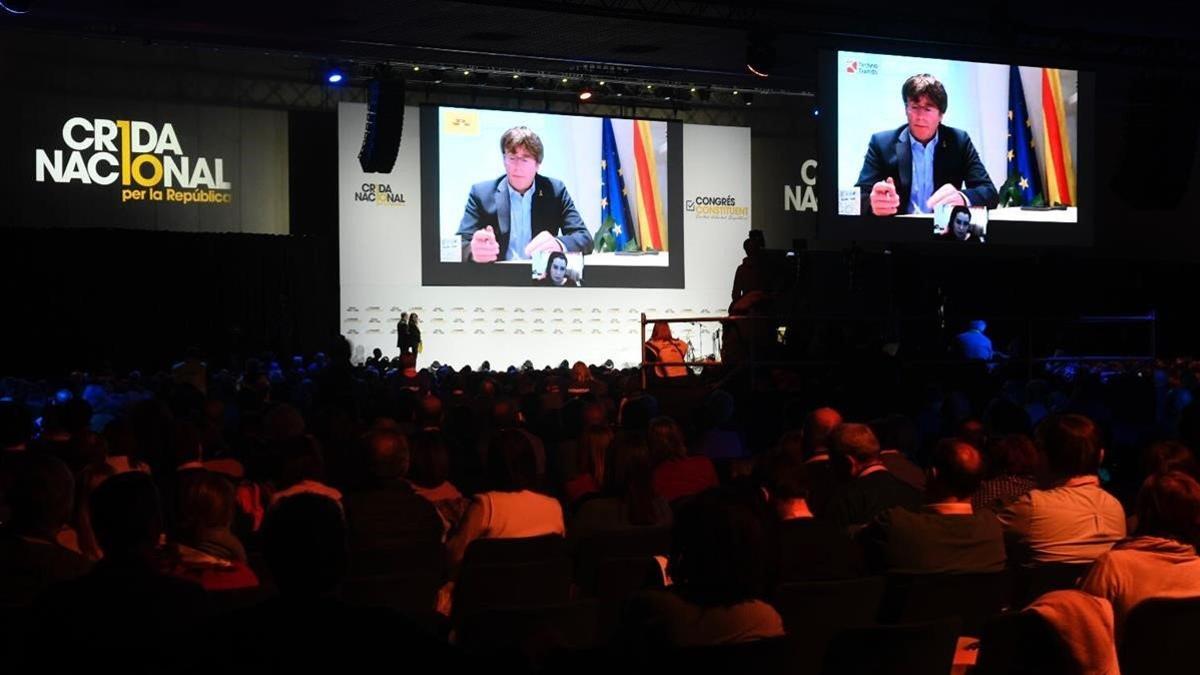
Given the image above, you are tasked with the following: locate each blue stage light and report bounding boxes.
[0,1,32,15]
[327,70,345,84]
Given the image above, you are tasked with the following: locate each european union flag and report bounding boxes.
[999,65,1045,207]
[594,118,638,253]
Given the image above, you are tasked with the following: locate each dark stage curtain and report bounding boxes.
[0,227,338,376]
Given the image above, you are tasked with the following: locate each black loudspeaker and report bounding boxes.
[1114,74,1197,210]
[358,77,406,173]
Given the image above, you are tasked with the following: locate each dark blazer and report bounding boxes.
[456,174,593,261]
[854,124,999,215]
[823,470,923,530]
[859,506,1006,574]
[343,479,443,553]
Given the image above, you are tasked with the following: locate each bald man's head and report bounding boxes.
[930,438,985,499]
[492,398,521,428]
[418,394,444,429]
[364,429,410,480]
[805,407,843,457]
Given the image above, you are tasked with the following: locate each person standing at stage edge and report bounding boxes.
[406,313,422,357]
[396,312,409,357]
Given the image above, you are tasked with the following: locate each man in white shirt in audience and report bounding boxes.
[997,414,1125,564]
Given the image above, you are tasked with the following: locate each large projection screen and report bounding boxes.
[338,103,753,368]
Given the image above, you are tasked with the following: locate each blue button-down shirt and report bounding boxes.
[909,130,938,214]
[505,181,534,260]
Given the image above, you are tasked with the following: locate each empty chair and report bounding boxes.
[455,599,600,669]
[973,610,1076,675]
[644,635,794,675]
[591,556,665,639]
[880,571,1010,635]
[348,540,446,579]
[462,534,566,567]
[773,577,886,675]
[245,551,276,596]
[208,584,273,615]
[774,576,886,633]
[343,540,447,614]
[820,617,962,675]
[1119,596,1200,675]
[573,528,670,595]
[594,556,665,598]
[341,569,444,614]
[1010,563,1092,609]
[453,557,574,622]
[776,577,887,674]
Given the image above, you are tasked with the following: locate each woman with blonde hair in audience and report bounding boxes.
[167,470,259,591]
[564,424,612,505]
[571,431,672,541]
[67,461,116,560]
[648,416,718,503]
[408,430,469,536]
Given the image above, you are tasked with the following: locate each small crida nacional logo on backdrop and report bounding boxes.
[353,182,407,206]
[35,117,234,204]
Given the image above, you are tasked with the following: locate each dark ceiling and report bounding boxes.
[4,0,1200,93]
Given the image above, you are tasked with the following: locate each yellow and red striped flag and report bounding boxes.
[632,120,667,251]
[1041,68,1076,206]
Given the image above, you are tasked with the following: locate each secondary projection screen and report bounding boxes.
[820,50,1093,246]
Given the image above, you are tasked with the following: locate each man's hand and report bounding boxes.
[524,230,564,257]
[870,177,900,216]
[927,183,967,210]
[470,226,500,263]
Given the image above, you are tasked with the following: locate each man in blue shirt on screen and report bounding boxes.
[456,126,593,263]
[854,74,999,217]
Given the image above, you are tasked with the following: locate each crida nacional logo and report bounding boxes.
[353,182,407,206]
[35,117,233,204]
[685,194,749,220]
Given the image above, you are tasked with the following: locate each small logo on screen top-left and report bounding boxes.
[442,109,480,136]
[845,59,879,75]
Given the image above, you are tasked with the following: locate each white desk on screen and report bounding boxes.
[989,206,1078,223]
[494,252,670,267]
[894,207,1077,223]
[578,251,671,267]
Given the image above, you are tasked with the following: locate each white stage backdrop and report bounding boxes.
[338,103,751,368]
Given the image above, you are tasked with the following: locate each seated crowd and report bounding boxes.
[3,344,1200,673]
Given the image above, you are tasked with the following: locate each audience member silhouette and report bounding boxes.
[823,423,922,531]
[763,451,864,581]
[27,471,210,671]
[224,493,452,672]
[0,453,91,606]
[621,488,784,647]
[998,414,1125,564]
[860,438,1005,574]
